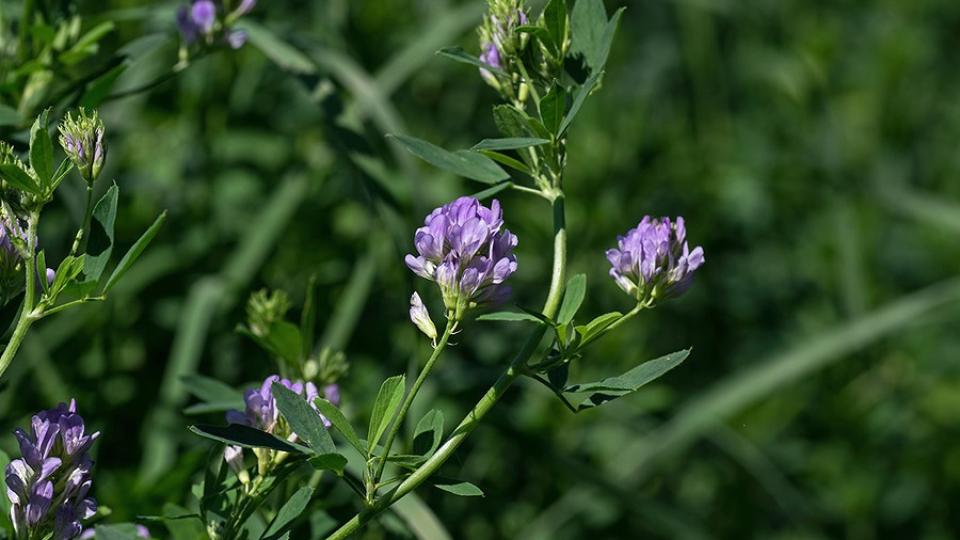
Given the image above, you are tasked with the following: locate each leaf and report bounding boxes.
[93,524,146,540]
[103,210,167,292]
[559,70,601,135]
[477,311,545,323]
[542,0,567,53]
[471,138,549,151]
[575,311,623,345]
[239,21,316,74]
[557,274,587,325]
[538,85,566,135]
[266,321,303,366]
[313,398,363,454]
[189,424,310,454]
[0,163,40,194]
[36,250,49,295]
[29,108,53,187]
[0,104,20,126]
[436,46,506,76]
[570,1,623,73]
[308,453,348,475]
[388,134,509,184]
[492,105,535,139]
[471,181,515,201]
[47,255,84,300]
[181,375,243,406]
[412,409,444,457]
[300,274,319,360]
[272,383,335,455]
[261,487,314,540]
[367,374,406,454]
[477,150,531,175]
[83,184,118,282]
[435,482,484,497]
[563,349,690,410]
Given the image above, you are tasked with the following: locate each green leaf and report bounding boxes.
[367,374,406,454]
[29,109,53,187]
[266,321,303,366]
[436,46,506,76]
[542,0,567,52]
[557,274,587,325]
[388,134,509,184]
[435,482,484,497]
[36,250,49,295]
[575,311,623,346]
[272,382,336,455]
[476,151,531,175]
[239,21,316,74]
[189,424,310,454]
[563,349,690,410]
[47,255,84,300]
[477,311,545,323]
[492,105,535,139]
[181,374,243,406]
[471,181,515,201]
[83,184,118,282]
[412,409,444,457]
[515,24,551,43]
[300,274,319,360]
[314,398,364,454]
[103,210,167,292]
[0,104,20,126]
[559,70,601,135]
[539,85,567,135]
[261,487,314,540]
[570,0,623,73]
[0,163,40,194]
[93,524,146,540]
[308,453,348,475]
[471,138,549,151]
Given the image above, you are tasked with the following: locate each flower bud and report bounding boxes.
[58,109,105,185]
[409,292,438,342]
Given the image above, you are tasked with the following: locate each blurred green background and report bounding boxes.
[4,0,960,538]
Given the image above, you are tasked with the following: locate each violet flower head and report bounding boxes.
[409,291,438,342]
[405,196,518,319]
[58,109,105,184]
[478,42,501,87]
[177,0,216,44]
[606,217,705,304]
[477,1,529,89]
[5,400,99,540]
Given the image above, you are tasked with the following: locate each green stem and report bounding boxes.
[372,319,457,489]
[0,212,39,381]
[324,194,567,540]
[71,184,94,255]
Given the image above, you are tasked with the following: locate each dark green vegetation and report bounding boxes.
[3,0,960,538]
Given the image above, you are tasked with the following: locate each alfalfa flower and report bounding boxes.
[477,0,529,91]
[409,292,438,343]
[177,0,216,43]
[405,196,518,320]
[606,216,705,305]
[58,109,105,185]
[224,375,336,477]
[5,400,99,540]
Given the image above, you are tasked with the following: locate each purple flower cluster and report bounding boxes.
[226,375,337,433]
[405,197,518,318]
[177,0,252,49]
[224,375,339,475]
[606,216,705,303]
[477,3,528,88]
[5,400,99,540]
[58,109,105,184]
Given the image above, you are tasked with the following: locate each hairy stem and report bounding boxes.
[0,212,40,381]
[372,319,457,490]
[324,194,567,540]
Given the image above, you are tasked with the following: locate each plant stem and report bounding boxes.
[0,212,39,381]
[71,184,94,255]
[324,193,567,540]
[372,319,457,489]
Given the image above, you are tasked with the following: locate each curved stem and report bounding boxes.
[324,194,567,540]
[372,319,457,487]
[0,212,40,381]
